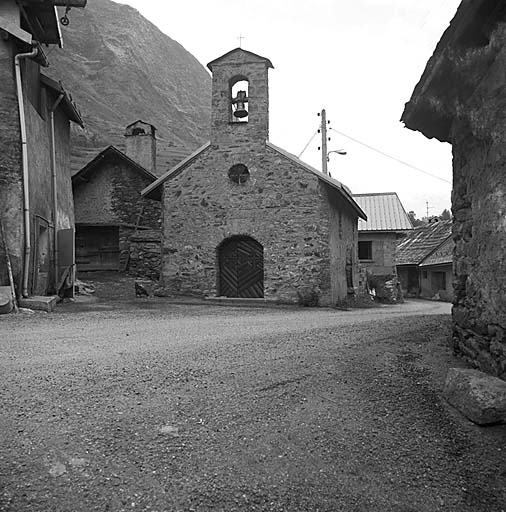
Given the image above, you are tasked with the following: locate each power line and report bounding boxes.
[298,128,319,158]
[329,127,451,184]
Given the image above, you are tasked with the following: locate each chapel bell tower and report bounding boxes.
[207,48,274,145]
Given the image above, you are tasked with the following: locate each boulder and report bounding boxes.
[135,279,155,298]
[444,367,506,425]
[0,286,13,314]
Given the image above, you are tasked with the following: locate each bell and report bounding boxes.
[233,90,248,118]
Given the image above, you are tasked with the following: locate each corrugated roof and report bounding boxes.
[420,236,454,267]
[396,220,452,266]
[354,192,413,232]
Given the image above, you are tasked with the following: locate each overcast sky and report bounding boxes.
[116,0,460,218]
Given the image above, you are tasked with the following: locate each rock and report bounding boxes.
[135,279,155,298]
[0,286,13,314]
[444,368,506,425]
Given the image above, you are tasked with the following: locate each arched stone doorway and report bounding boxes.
[218,236,264,298]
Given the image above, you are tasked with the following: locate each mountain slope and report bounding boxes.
[47,0,211,174]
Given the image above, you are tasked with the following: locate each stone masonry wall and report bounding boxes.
[358,232,398,275]
[127,229,161,280]
[160,142,358,305]
[74,159,161,274]
[0,38,24,289]
[211,59,269,146]
[450,32,506,379]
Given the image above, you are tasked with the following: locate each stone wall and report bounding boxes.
[358,232,399,275]
[210,58,269,145]
[160,142,358,305]
[0,38,23,289]
[127,229,161,280]
[74,158,161,275]
[74,161,161,229]
[450,31,506,379]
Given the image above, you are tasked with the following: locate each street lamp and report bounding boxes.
[327,149,347,160]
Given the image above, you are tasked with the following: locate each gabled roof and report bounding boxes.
[40,74,83,127]
[354,192,413,232]
[266,142,366,220]
[125,120,157,136]
[419,236,454,267]
[72,145,157,187]
[141,142,211,200]
[396,220,452,266]
[207,48,274,71]
[141,140,366,220]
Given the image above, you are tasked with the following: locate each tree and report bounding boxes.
[407,211,425,227]
[439,208,451,220]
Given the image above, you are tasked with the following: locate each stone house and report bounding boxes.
[353,193,412,295]
[142,48,366,305]
[401,0,506,378]
[418,236,454,302]
[72,121,161,277]
[396,220,453,301]
[0,0,86,309]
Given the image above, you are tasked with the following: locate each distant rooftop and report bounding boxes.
[419,236,453,267]
[396,219,452,266]
[353,192,413,232]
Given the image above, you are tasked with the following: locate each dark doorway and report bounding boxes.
[75,225,119,271]
[218,236,264,298]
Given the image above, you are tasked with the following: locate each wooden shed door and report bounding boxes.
[219,237,264,298]
[75,226,119,271]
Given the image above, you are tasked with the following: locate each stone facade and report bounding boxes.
[0,37,23,290]
[358,232,399,274]
[143,49,365,305]
[128,230,161,280]
[73,147,161,274]
[353,193,413,302]
[401,1,506,378]
[159,143,359,304]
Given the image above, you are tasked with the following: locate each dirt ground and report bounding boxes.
[1,277,506,511]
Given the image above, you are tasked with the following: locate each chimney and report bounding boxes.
[124,120,157,174]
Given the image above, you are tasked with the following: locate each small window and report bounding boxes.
[358,241,372,260]
[228,164,249,184]
[422,270,428,279]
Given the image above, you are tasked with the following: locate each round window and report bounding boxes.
[228,164,250,184]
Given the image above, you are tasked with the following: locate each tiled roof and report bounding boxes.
[396,219,452,266]
[420,236,454,266]
[353,193,413,232]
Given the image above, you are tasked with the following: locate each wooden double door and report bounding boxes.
[218,237,264,298]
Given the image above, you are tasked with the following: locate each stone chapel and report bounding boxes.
[142,48,366,305]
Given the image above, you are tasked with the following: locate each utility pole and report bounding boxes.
[320,109,328,175]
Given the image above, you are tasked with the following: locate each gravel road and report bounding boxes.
[1,298,506,511]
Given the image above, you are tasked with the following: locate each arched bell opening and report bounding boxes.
[218,236,264,298]
[229,76,249,123]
